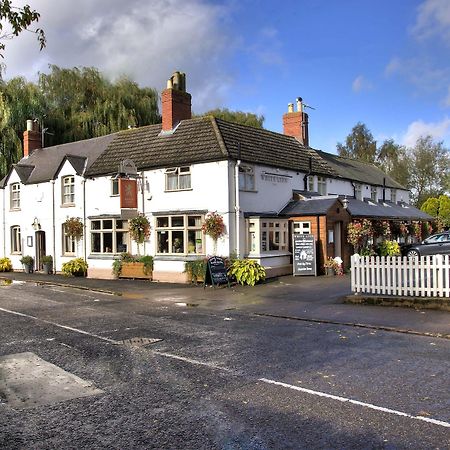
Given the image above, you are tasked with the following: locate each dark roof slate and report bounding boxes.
[279,197,341,216]
[316,151,405,189]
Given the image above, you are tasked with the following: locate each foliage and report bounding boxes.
[42,255,53,264]
[112,253,153,277]
[0,65,160,177]
[323,256,343,275]
[409,222,422,241]
[0,1,45,59]
[19,255,33,265]
[373,220,391,239]
[377,139,410,188]
[377,240,401,257]
[227,259,265,286]
[64,217,83,239]
[184,259,207,282]
[197,108,265,129]
[336,122,377,164]
[129,215,151,244]
[359,247,376,256]
[0,257,12,272]
[347,219,373,253]
[202,212,225,241]
[421,194,450,228]
[61,258,88,277]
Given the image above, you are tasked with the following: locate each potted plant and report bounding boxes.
[42,255,53,274]
[61,258,88,277]
[112,252,153,280]
[184,259,207,283]
[20,255,34,274]
[323,257,342,276]
[64,217,83,239]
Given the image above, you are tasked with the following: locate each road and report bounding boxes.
[0,280,449,449]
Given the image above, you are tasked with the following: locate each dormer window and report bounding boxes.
[165,166,191,191]
[62,176,75,205]
[239,165,255,191]
[10,183,20,210]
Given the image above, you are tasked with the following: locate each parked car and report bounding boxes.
[401,232,450,257]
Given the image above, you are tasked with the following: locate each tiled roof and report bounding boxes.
[316,151,405,189]
[279,197,341,216]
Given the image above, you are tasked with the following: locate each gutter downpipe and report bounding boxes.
[235,142,241,259]
[351,181,356,198]
[51,180,56,273]
[141,171,145,255]
[382,177,386,202]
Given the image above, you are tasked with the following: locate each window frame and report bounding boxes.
[62,224,76,256]
[90,218,129,254]
[111,178,119,196]
[391,188,397,203]
[247,218,289,254]
[293,221,311,234]
[307,175,314,192]
[317,176,327,195]
[10,183,20,210]
[239,165,256,191]
[164,166,192,192]
[62,175,75,205]
[371,186,377,202]
[11,225,21,254]
[155,214,205,255]
[355,183,362,200]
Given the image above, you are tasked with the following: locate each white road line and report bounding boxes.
[0,307,119,345]
[259,378,450,429]
[154,351,235,373]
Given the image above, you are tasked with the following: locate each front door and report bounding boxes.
[35,231,46,271]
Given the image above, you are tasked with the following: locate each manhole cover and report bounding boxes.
[0,352,103,409]
[118,337,162,347]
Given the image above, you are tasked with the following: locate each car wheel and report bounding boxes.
[407,249,420,258]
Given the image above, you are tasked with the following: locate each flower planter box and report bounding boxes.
[119,262,152,280]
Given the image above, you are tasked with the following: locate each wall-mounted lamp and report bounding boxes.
[342,197,349,209]
[32,217,41,231]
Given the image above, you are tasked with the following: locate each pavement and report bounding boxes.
[2,271,449,339]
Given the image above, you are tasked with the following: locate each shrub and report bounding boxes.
[64,217,83,239]
[377,240,401,256]
[0,257,12,272]
[42,255,53,264]
[184,259,207,282]
[227,259,265,286]
[20,255,34,266]
[62,258,88,277]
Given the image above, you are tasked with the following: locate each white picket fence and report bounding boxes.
[351,254,450,298]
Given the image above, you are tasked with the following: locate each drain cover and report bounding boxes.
[118,337,162,347]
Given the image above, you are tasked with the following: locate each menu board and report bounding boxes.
[293,233,317,276]
[205,256,230,287]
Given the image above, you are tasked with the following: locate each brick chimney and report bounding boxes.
[23,119,41,157]
[282,97,309,146]
[161,71,192,131]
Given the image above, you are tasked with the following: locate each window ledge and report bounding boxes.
[9,208,21,212]
[239,189,258,193]
[164,188,193,193]
[61,203,75,208]
[154,254,205,261]
[88,254,118,260]
[248,251,291,258]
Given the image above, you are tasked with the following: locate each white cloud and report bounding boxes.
[413,0,450,45]
[352,75,373,93]
[2,0,235,112]
[401,117,450,147]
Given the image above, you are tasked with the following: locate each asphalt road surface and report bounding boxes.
[0,281,449,449]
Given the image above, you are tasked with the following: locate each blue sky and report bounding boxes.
[3,0,450,153]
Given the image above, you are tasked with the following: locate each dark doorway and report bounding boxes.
[35,231,46,271]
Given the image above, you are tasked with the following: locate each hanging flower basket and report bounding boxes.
[129,215,151,244]
[64,217,83,239]
[201,212,225,241]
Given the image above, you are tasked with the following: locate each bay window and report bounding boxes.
[247,218,289,254]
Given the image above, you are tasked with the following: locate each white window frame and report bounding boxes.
[62,175,75,205]
[391,189,397,203]
[293,221,311,234]
[355,183,362,200]
[307,176,314,192]
[11,225,21,254]
[371,186,377,202]
[90,218,129,254]
[10,183,20,210]
[239,165,256,191]
[111,178,119,196]
[62,224,76,256]
[165,166,191,191]
[155,214,205,255]
[317,176,327,195]
[247,218,289,254]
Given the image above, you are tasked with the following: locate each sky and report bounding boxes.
[2,0,450,153]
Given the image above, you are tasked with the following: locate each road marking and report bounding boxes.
[0,307,119,345]
[259,378,450,429]
[154,351,235,373]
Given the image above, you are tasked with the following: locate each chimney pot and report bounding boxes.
[161,71,192,131]
[288,103,294,113]
[23,119,41,157]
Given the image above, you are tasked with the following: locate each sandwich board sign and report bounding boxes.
[293,233,317,276]
[204,256,230,287]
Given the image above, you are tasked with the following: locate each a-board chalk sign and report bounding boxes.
[204,256,230,287]
[293,233,317,276]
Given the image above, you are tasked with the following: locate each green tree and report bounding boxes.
[377,138,410,188]
[407,136,449,207]
[0,1,45,58]
[336,122,377,163]
[198,108,264,128]
[421,194,450,228]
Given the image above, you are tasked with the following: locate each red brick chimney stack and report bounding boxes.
[282,97,309,146]
[23,119,41,157]
[161,71,192,131]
